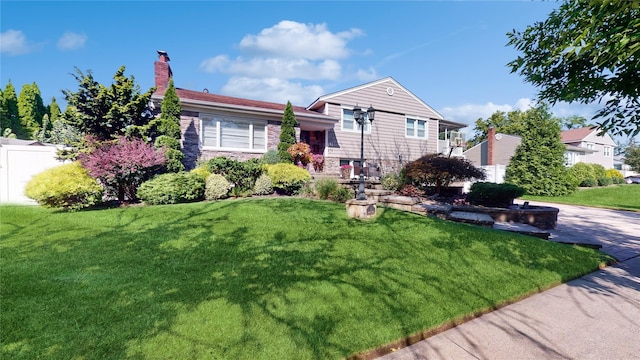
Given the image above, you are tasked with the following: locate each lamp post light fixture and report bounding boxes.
[353,104,375,200]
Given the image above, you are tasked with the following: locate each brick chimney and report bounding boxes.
[487,126,496,166]
[154,50,172,90]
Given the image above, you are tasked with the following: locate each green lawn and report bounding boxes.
[1,198,612,359]
[522,184,640,212]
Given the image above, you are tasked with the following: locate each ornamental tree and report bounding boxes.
[78,137,166,202]
[403,153,486,195]
[278,101,298,163]
[63,66,155,140]
[624,142,640,172]
[505,104,576,196]
[507,0,640,137]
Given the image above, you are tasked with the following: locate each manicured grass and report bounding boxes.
[1,199,612,359]
[522,184,640,212]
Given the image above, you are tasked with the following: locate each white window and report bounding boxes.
[406,118,427,139]
[586,143,595,150]
[604,146,612,157]
[201,114,266,151]
[342,108,371,133]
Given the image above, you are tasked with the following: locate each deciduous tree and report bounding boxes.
[507,0,640,137]
[403,153,485,195]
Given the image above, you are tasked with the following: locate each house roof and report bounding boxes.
[0,137,48,146]
[561,127,597,142]
[152,87,337,131]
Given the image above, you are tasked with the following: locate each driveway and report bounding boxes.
[378,202,640,360]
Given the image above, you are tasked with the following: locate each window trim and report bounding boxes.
[341,108,371,134]
[405,117,428,139]
[200,113,268,152]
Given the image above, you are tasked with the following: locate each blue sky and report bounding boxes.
[1,1,631,142]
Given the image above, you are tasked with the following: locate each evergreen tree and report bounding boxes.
[63,66,155,140]
[278,101,297,163]
[154,79,184,172]
[1,82,23,138]
[505,104,576,196]
[17,83,47,139]
[37,114,50,142]
[49,97,62,123]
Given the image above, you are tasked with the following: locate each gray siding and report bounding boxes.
[322,79,440,172]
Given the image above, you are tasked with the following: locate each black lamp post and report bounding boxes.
[353,104,375,200]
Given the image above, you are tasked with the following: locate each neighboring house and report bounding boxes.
[151,51,466,176]
[561,127,616,169]
[614,155,638,177]
[463,126,617,183]
[0,137,65,204]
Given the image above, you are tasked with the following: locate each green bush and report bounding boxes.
[581,178,598,187]
[253,174,274,195]
[137,172,205,205]
[265,163,311,195]
[381,173,401,191]
[261,149,281,164]
[597,176,612,186]
[330,186,353,203]
[189,166,211,181]
[466,182,526,208]
[205,174,230,200]
[590,163,607,180]
[314,178,340,200]
[606,169,624,184]
[569,162,596,186]
[25,162,103,211]
[155,135,185,173]
[203,156,263,191]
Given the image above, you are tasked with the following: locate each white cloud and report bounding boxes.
[238,20,363,60]
[221,76,324,105]
[200,20,373,105]
[440,99,533,126]
[0,29,31,55]
[57,31,87,50]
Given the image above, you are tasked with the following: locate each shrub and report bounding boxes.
[25,162,103,211]
[314,178,340,200]
[78,137,166,202]
[329,186,353,203]
[253,173,274,196]
[581,178,598,187]
[203,156,263,191]
[606,169,624,184]
[261,150,281,165]
[590,163,607,180]
[597,176,612,186]
[381,173,401,191]
[287,142,313,166]
[403,154,485,194]
[569,162,596,186]
[155,135,185,173]
[312,154,324,172]
[265,163,311,195]
[398,184,423,197]
[189,166,211,181]
[466,182,525,208]
[137,172,205,205]
[205,174,231,200]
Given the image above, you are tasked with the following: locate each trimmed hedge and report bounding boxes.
[205,174,231,200]
[265,163,311,195]
[253,174,274,196]
[466,182,525,208]
[25,162,103,211]
[137,172,205,205]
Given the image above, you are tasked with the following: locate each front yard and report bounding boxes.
[1,198,612,359]
[522,184,640,212]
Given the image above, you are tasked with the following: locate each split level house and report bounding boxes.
[151,51,466,178]
[463,126,617,183]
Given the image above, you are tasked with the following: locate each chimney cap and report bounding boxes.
[157,50,170,61]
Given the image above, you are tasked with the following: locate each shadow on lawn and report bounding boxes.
[0,199,612,360]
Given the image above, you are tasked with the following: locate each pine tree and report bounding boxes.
[49,97,62,123]
[278,101,297,163]
[17,83,47,139]
[1,82,23,138]
[505,104,576,196]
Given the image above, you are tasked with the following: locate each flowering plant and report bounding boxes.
[312,154,324,172]
[287,142,313,166]
[340,164,353,170]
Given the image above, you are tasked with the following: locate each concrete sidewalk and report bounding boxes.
[378,203,640,360]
